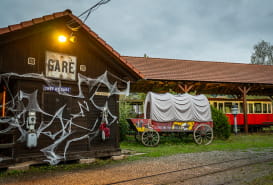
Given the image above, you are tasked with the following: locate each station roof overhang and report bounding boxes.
[123,56,273,96]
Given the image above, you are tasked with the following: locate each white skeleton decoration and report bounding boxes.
[0,71,129,165]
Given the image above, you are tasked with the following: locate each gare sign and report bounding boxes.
[45,51,77,81]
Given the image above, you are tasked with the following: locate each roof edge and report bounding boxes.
[122,55,259,66]
[0,9,144,79]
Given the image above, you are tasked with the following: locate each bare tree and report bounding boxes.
[251,40,273,65]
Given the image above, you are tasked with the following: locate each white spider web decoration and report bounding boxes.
[0,71,129,165]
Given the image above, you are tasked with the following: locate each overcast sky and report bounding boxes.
[1,0,273,63]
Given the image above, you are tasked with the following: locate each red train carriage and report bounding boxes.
[127,92,213,146]
[209,98,273,131]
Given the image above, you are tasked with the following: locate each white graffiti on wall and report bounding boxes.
[0,71,129,165]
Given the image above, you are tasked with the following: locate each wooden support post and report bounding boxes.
[238,86,251,133]
[178,83,194,93]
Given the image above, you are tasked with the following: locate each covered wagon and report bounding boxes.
[127,92,213,146]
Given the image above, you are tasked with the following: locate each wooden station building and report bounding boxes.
[0,10,142,167]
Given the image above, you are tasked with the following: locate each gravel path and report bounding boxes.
[1,148,273,185]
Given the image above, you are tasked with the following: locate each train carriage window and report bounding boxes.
[248,103,253,113]
[213,102,217,108]
[254,103,262,113]
[268,104,272,113]
[263,103,268,113]
[224,102,232,113]
[219,103,223,112]
[132,103,143,116]
[239,103,243,113]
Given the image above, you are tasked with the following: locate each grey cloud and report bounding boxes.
[1,0,273,63]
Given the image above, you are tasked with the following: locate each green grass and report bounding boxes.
[120,133,273,160]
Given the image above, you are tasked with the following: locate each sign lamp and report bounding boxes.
[58,35,67,43]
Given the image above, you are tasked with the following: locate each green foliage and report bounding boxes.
[126,92,146,101]
[118,101,131,141]
[211,106,231,139]
[119,93,146,141]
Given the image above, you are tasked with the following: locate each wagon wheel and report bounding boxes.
[193,124,213,145]
[141,130,160,147]
[134,132,141,142]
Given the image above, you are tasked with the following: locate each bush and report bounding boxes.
[211,106,231,139]
[118,102,131,141]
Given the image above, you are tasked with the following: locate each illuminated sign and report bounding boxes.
[45,51,77,81]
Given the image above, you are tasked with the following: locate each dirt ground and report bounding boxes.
[1,149,273,185]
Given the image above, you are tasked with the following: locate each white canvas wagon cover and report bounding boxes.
[144,92,212,122]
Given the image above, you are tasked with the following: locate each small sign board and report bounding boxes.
[27,57,36,65]
[95,92,110,96]
[45,51,77,81]
[43,86,71,93]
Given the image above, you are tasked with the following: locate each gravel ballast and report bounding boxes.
[1,148,273,185]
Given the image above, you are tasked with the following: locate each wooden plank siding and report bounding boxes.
[0,11,139,166]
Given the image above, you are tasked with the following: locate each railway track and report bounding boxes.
[107,155,273,185]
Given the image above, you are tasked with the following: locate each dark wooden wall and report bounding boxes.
[7,79,119,160]
[0,17,131,164]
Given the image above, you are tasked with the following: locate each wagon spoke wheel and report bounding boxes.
[193,124,213,145]
[141,130,160,147]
